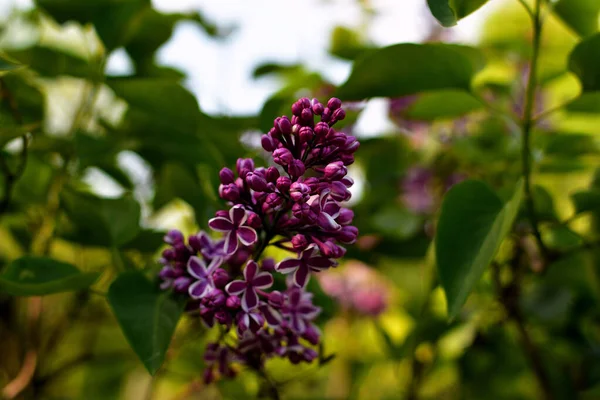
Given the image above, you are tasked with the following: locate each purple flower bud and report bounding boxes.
[203,368,215,384]
[321,108,332,123]
[173,276,192,293]
[314,122,330,137]
[324,161,347,180]
[236,158,255,179]
[247,212,262,229]
[246,172,268,192]
[290,182,310,203]
[266,166,280,182]
[341,154,355,165]
[337,208,354,225]
[327,97,342,110]
[300,108,313,122]
[261,257,276,271]
[164,229,184,245]
[312,98,324,115]
[330,181,352,202]
[226,295,241,309]
[273,148,294,166]
[327,131,347,147]
[215,210,229,218]
[288,159,306,178]
[332,108,346,122]
[302,325,321,345]
[343,135,360,153]
[219,167,235,184]
[299,97,311,109]
[261,134,277,151]
[159,266,176,280]
[302,348,318,362]
[338,225,359,244]
[298,126,314,143]
[161,248,175,261]
[276,116,292,134]
[291,234,309,251]
[291,101,303,116]
[276,176,291,192]
[263,193,284,212]
[268,291,284,308]
[341,176,354,188]
[212,268,230,288]
[214,310,232,325]
[205,289,227,307]
[219,183,240,202]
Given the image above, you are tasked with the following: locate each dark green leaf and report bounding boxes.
[252,63,302,79]
[107,271,185,375]
[0,256,100,296]
[436,180,523,319]
[36,0,151,50]
[404,90,484,120]
[329,26,373,61]
[121,230,166,253]
[566,92,600,113]
[60,189,141,247]
[6,46,100,79]
[554,0,600,37]
[569,33,600,92]
[541,133,599,157]
[0,52,23,75]
[571,189,600,214]
[336,43,485,100]
[154,163,207,224]
[427,0,489,27]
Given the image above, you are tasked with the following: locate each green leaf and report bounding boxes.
[404,90,484,120]
[541,133,599,157]
[427,0,490,27]
[36,0,151,50]
[569,33,600,92]
[329,26,373,61]
[571,189,600,214]
[554,0,600,37]
[0,256,100,296]
[435,180,524,319]
[6,46,100,79]
[566,92,600,113]
[0,52,23,75]
[107,271,185,375]
[336,43,485,100]
[154,163,208,224]
[60,189,141,247]
[372,207,423,240]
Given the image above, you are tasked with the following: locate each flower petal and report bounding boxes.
[229,205,248,226]
[261,304,282,327]
[276,258,302,274]
[289,314,306,334]
[252,271,273,289]
[293,264,310,288]
[237,226,258,246]
[243,260,258,281]
[206,257,223,274]
[225,280,246,295]
[188,256,208,279]
[189,280,211,299]
[307,256,333,271]
[208,216,234,232]
[317,212,341,232]
[242,288,259,311]
[223,231,238,255]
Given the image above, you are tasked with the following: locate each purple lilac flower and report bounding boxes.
[225,260,273,311]
[401,166,435,214]
[208,205,258,255]
[158,97,362,384]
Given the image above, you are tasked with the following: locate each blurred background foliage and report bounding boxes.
[0,0,600,399]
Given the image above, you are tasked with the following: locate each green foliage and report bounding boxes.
[0,256,99,296]
[403,90,484,120]
[554,0,600,37]
[336,43,485,100]
[435,180,523,319]
[427,0,490,27]
[569,33,600,92]
[107,271,186,375]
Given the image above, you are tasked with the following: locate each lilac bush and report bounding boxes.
[158,97,360,382]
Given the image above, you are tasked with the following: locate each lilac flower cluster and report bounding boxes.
[158,97,359,383]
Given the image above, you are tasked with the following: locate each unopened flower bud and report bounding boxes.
[332,108,346,122]
[298,126,314,143]
[324,161,347,180]
[288,159,306,178]
[312,98,324,115]
[338,225,359,244]
[268,291,284,308]
[276,176,291,192]
[173,276,191,293]
[247,212,262,228]
[303,325,321,345]
[236,158,255,179]
[291,234,309,251]
[261,257,276,271]
[212,268,230,288]
[314,122,330,137]
[301,108,313,122]
[276,116,292,134]
[290,182,310,202]
[261,134,277,151]
[330,181,352,202]
[337,208,354,225]
[327,97,342,110]
[226,295,241,309]
[214,310,232,325]
[273,148,294,166]
[343,135,360,153]
[219,167,235,184]
[246,172,268,192]
[266,166,280,182]
[219,183,240,201]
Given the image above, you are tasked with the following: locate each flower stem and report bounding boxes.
[520,0,549,259]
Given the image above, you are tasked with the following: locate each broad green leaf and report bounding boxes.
[404,90,484,120]
[329,26,373,61]
[569,33,600,92]
[121,230,166,253]
[336,43,485,100]
[0,256,100,296]
[554,0,600,37]
[427,0,490,27]
[60,189,141,247]
[566,92,600,113]
[36,0,150,50]
[436,180,523,319]
[154,163,208,224]
[541,133,599,157]
[571,189,600,214]
[108,271,185,375]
